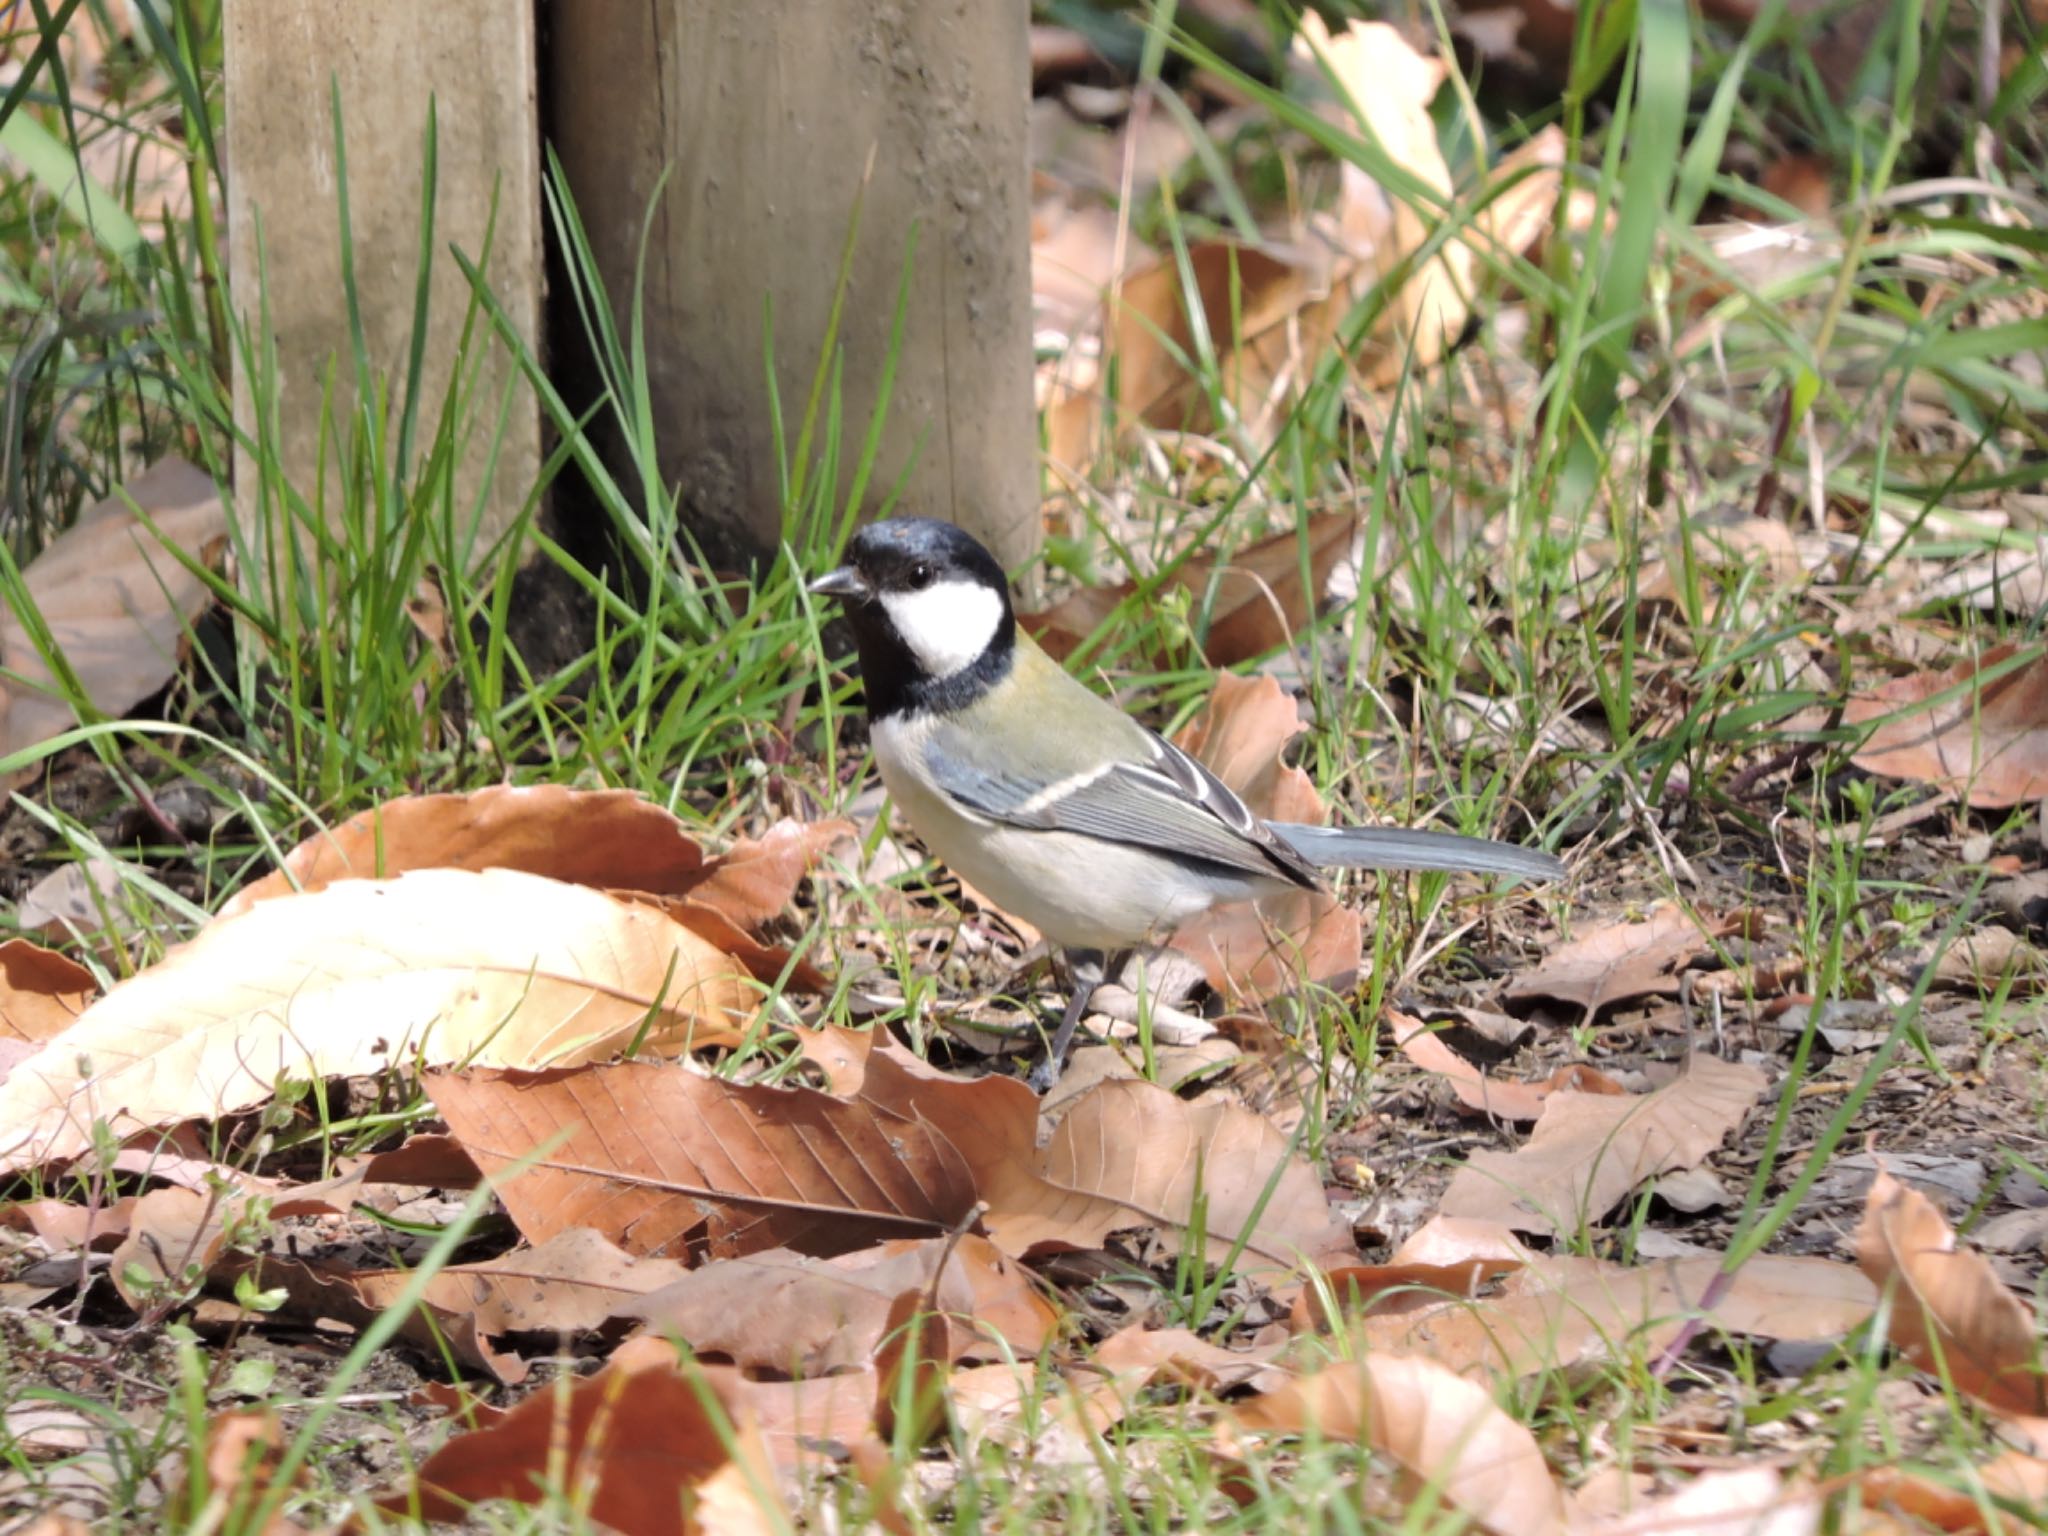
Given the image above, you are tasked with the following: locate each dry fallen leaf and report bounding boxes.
[218,785,712,919]
[1297,16,1564,389]
[1847,644,2048,808]
[384,1335,790,1532]
[673,817,855,933]
[423,1055,986,1263]
[181,1410,306,1536]
[0,938,96,1044]
[1856,1167,2048,1419]
[622,1236,1055,1376]
[1227,1352,1566,1536]
[1571,1467,1821,1536]
[433,1043,1346,1278]
[1045,240,1338,468]
[1008,1077,1353,1271]
[1390,1010,1623,1122]
[1440,1053,1767,1235]
[1859,1449,2048,1535]
[0,459,227,785]
[346,1229,692,1385]
[1365,1253,1875,1379]
[0,868,754,1176]
[1061,1324,1291,1449]
[1021,515,1358,668]
[1169,672,1361,1001]
[1503,905,1738,1021]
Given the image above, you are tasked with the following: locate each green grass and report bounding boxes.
[3,0,2047,1528]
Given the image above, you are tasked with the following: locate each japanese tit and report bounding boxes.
[811,517,1562,1089]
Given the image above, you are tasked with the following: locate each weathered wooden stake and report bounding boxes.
[547,1,1039,569]
[221,0,543,559]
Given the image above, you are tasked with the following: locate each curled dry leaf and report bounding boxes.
[1571,1467,1821,1536]
[0,459,227,785]
[218,785,711,919]
[1227,1352,1566,1536]
[1859,1450,2048,1535]
[0,868,754,1176]
[108,1173,361,1309]
[1440,1053,1767,1235]
[345,1229,692,1385]
[1848,644,2048,809]
[384,1335,790,1533]
[1057,1324,1291,1453]
[622,1235,1055,1376]
[1044,240,1339,469]
[1296,16,1564,390]
[1503,905,1739,1021]
[1169,672,1361,1001]
[0,938,95,1044]
[182,1410,307,1536]
[673,817,856,933]
[1020,514,1358,669]
[1390,1010,1623,1122]
[1365,1254,1874,1379]
[1856,1167,2048,1419]
[1295,1214,1534,1332]
[1001,1077,1353,1272]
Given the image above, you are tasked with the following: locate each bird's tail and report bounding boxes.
[1270,822,1563,883]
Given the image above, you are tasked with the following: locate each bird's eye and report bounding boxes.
[908,562,933,590]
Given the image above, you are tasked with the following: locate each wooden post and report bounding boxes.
[221,0,543,560]
[547,1,1039,570]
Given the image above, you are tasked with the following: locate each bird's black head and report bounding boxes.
[810,518,1016,719]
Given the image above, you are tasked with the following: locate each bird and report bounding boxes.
[810,516,1563,1090]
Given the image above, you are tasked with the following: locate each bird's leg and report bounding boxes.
[1028,947,1108,1094]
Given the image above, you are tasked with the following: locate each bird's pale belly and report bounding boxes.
[872,727,1255,950]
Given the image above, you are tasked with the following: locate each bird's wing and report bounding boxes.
[919,721,1322,889]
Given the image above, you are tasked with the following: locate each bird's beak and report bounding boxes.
[809,566,871,601]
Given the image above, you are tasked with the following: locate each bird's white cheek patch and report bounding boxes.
[880,580,1004,678]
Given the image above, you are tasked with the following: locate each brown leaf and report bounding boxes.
[384,1335,790,1532]
[787,1021,873,1095]
[1169,673,1359,1000]
[1367,1254,1873,1380]
[1847,644,2048,808]
[109,1175,360,1310]
[1171,671,1325,824]
[1068,242,1339,458]
[989,1077,1352,1272]
[1061,1324,1291,1448]
[0,1196,138,1254]
[1440,1054,1767,1234]
[218,784,710,920]
[1570,1467,1821,1536]
[642,894,833,993]
[0,869,754,1176]
[622,1235,1055,1375]
[1860,1450,2048,1535]
[348,1229,692,1383]
[1295,1213,1533,1332]
[1227,1353,1565,1536]
[0,459,227,782]
[1503,905,1737,1020]
[1021,515,1358,668]
[183,1410,307,1536]
[671,817,855,933]
[1856,1167,2048,1418]
[1295,18,1562,391]
[0,938,96,1043]
[423,1053,989,1262]
[1390,1010,1619,1122]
